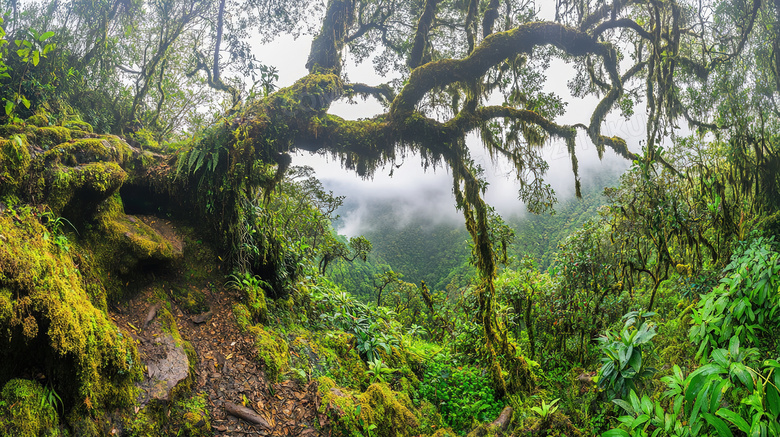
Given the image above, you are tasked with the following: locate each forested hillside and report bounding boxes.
[1,0,780,436]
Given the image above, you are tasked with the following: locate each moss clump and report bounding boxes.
[42,137,133,167]
[63,120,93,133]
[0,134,31,198]
[171,284,208,314]
[169,393,211,437]
[45,162,127,216]
[318,377,422,437]
[233,303,252,332]
[125,402,164,437]
[27,114,50,127]
[246,283,269,324]
[0,208,141,417]
[249,325,289,381]
[35,126,72,149]
[0,379,60,437]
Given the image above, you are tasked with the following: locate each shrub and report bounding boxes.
[417,355,504,434]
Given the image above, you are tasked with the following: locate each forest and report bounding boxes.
[0,0,779,436]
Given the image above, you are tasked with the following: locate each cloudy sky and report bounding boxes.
[251,5,643,236]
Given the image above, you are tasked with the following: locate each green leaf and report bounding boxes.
[628,349,642,373]
[716,408,750,433]
[32,50,39,66]
[630,390,641,413]
[20,96,30,109]
[710,379,730,414]
[767,381,780,418]
[613,399,636,416]
[728,336,740,356]
[729,363,753,390]
[630,414,650,429]
[4,100,13,115]
[712,349,729,368]
[39,31,54,41]
[640,395,653,416]
[601,430,631,437]
[702,413,734,437]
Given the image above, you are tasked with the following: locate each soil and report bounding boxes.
[110,216,329,436]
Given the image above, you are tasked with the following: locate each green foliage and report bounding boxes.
[605,346,780,437]
[597,311,658,400]
[366,358,397,384]
[551,219,630,363]
[417,356,504,434]
[226,271,269,324]
[0,26,57,121]
[531,398,561,419]
[314,282,401,362]
[689,237,780,361]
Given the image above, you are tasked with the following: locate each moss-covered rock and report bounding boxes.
[63,120,94,133]
[0,208,141,420]
[0,134,31,198]
[42,137,133,167]
[288,329,366,388]
[87,203,177,272]
[26,114,50,127]
[45,162,127,216]
[35,126,72,149]
[0,379,61,437]
[249,325,289,381]
[318,377,423,437]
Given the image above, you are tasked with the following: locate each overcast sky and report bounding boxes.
[251,5,643,236]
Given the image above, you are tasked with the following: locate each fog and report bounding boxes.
[252,21,643,237]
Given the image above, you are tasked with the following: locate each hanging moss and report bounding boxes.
[0,209,141,421]
[0,379,60,437]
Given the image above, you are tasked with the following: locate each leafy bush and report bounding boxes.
[313,281,400,362]
[604,341,780,437]
[417,356,504,434]
[597,311,658,400]
[689,237,780,361]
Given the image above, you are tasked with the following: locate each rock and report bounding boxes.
[144,302,163,328]
[138,333,191,404]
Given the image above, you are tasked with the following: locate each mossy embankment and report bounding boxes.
[0,117,187,435]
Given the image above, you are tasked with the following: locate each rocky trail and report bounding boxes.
[109,215,328,436]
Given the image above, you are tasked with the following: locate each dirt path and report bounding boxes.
[110,216,328,436]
